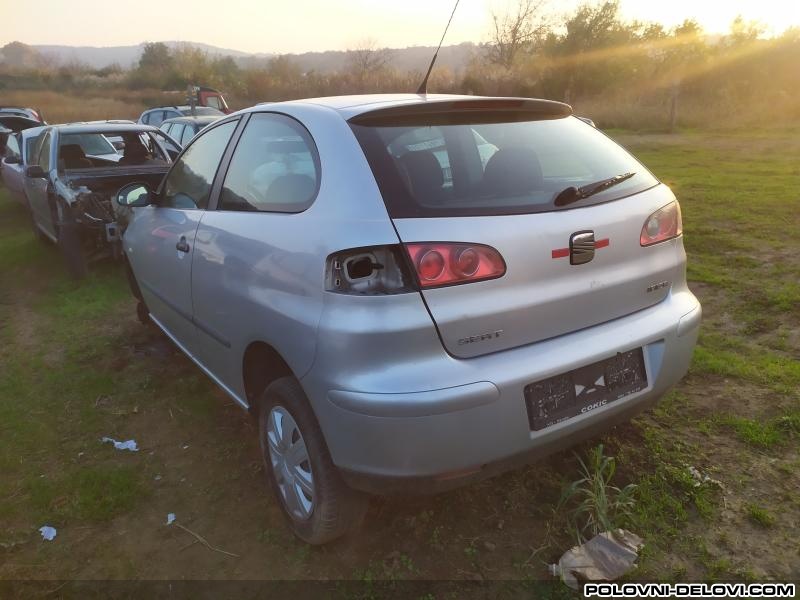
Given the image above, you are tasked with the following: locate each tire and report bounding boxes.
[257,376,368,544]
[58,220,88,280]
[26,197,48,243]
[136,301,150,325]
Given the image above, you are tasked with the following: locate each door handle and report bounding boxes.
[176,236,190,253]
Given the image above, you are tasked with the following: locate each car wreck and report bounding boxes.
[24,123,181,278]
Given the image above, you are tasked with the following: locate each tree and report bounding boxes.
[486,0,549,69]
[138,42,172,71]
[347,38,392,87]
[664,19,707,130]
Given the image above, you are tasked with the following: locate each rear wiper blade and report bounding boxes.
[553,172,636,207]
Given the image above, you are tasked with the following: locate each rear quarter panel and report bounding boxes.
[189,103,402,402]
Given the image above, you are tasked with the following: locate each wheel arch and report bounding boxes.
[242,341,295,415]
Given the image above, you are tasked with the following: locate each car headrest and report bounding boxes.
[60,144,92,169]
[265,174,316,207]
[482,146,544,196]
[397,150,444,195]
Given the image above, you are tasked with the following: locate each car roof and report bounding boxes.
[0,107,36,116]
[147,106,189,111]
[250,93,571,121]
[161,115,220,125]
[48,123,161,134]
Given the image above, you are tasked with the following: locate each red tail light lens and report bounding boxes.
[640,201,682,246]
[405,243,506,288]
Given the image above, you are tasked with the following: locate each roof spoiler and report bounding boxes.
[348,98,572,126]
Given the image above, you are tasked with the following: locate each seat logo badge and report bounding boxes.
[551,232,609,264]
[569,231,596,265]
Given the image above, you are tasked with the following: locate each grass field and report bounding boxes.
[0,128,798,590]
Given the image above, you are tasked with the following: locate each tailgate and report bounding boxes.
[394,185,681,358]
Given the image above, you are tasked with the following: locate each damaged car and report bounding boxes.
[24,123,180,278]
[1,124,47,205]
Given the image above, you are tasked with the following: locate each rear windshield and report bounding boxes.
[351,115,659,217]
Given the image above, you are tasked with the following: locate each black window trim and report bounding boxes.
[154,115,244,210]
[209,110,322,214]
[38,129,53,172]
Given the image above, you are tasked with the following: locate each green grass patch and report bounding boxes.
[25,465,145,523]
[719,411,800,448]
[745,503,776,528]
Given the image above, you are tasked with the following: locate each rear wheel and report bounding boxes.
[257,377,368,544]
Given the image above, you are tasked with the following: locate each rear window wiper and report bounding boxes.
[553,172,636,207]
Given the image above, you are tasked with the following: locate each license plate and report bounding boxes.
[524,348,647,431]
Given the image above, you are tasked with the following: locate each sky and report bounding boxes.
[2,0,798,54]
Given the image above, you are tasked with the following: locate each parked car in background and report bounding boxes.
[189,85,231,114]
[1,125,47,205]
[25,123,179,277]
[0,114,41,155]
[138,106,223,127]
[0,114,43,186]
[0,106,45,123]
[117,94,701,545]
[159,115,220,147]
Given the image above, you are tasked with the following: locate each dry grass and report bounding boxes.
[573,93,800,131]
[2,90,145,123]
[8,86,798,131]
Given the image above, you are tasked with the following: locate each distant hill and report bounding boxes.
[18,40,477,74]
[30,41,261,69]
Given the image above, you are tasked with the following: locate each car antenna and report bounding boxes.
[416,0,461,95]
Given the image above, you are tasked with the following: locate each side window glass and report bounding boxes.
[160,120,237,210]
[5,135,21,159]
[160,122,171,133]
[38,131,52,172]
[220,113,320,213]
[149,111,164,126]
[152,131,181,157]
[170,124,185,143]
[25,134,43,163]
[180,125,194,146]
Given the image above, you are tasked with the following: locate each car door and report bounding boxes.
[25,129,58,239]
[124,119,239,358]
[1,133,24,201]
[191,112,323,399]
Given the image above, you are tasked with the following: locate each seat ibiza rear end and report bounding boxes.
[122,95,701,544]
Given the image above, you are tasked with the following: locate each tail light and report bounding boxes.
[640,201,682,246]
[404,242,506,288]
[326,245,416,295]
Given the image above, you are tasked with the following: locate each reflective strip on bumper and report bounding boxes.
[328,381,499,418]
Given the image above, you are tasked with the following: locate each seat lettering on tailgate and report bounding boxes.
[458,330,503,345]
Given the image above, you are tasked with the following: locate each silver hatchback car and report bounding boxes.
[117,94,701,544]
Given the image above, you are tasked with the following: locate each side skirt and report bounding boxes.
[148,311,250,411]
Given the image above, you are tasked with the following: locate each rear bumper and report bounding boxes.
[303,286,700,494]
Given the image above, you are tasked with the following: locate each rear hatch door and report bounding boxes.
[350,100,682,358]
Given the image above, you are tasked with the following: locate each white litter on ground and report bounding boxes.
[166,513,176,526]
[688,465,725,489]
[39,526,57,541]
[101,437,139,452]
[550,529,644,589]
